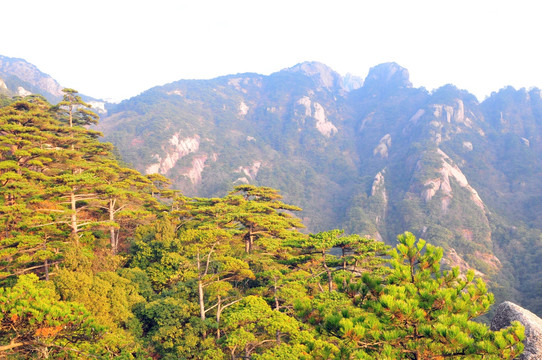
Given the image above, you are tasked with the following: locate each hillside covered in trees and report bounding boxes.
[96,62,542,317]
[0,92,525,358]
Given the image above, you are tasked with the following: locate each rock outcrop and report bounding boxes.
[420,149,485,211]
[295,96,338,137]
[0,77,8,92]
[491,301,542,359]
[373,134,391,158]
[145,133,200,175]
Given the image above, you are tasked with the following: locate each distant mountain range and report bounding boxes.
[0,55,106,111]
[3,55,542,314]
[0,55,64,102]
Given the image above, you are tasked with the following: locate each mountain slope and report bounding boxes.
[100,62,361,230]
[98,61,542,313]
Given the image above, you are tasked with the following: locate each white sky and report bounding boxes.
[2,0,541,102]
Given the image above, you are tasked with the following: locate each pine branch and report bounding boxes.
[0,340,28,352]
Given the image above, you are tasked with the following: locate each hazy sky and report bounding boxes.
[2,0,541,102]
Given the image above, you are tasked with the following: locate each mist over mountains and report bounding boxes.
[3,55,542,313]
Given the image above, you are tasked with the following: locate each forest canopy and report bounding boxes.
[0,92,524,359]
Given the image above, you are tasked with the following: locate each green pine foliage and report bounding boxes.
[335,232,524,359]
[0,98,70,280]
[0,274,105,358]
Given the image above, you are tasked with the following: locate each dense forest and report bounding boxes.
[0,91,526,358]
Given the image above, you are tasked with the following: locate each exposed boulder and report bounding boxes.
[491,301,542,359]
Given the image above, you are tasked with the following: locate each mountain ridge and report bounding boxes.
[0,55,107,111]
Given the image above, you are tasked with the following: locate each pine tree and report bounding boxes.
[290,230,389,293]
[182,228,254,336]
[221,295,338,359]
[225,185,304,254]
[47,89,105,243]
[0,274,104,357]
[175,185,304,255]
[338,232,524,359]
[130,219,254,338]
[0,100,68,280]
[0,93,161,281]
[94,161,159,253]
[51,88,98,128]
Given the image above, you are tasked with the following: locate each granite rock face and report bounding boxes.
[491,301,542,359]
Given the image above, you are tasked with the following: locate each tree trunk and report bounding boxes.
[199,280,205,321]
[342,248,348,288]
[322,252,333,291]
[244,225,255,254]
[70,191,78,245]
[197,252,206,321]
[317,282,325,293]
[69,106,75,151]
[245,347,250,360]
[42,238,49,281]
[109,198,117,254]
[69,105,73,128]
[273,277,280,311]
[245,238,250,253]
[273,279,281,343]
[216,295,222,340]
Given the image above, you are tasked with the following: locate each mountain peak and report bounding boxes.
[284,61,342,90]
[286,61,335,75]
[363,62,412,90]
